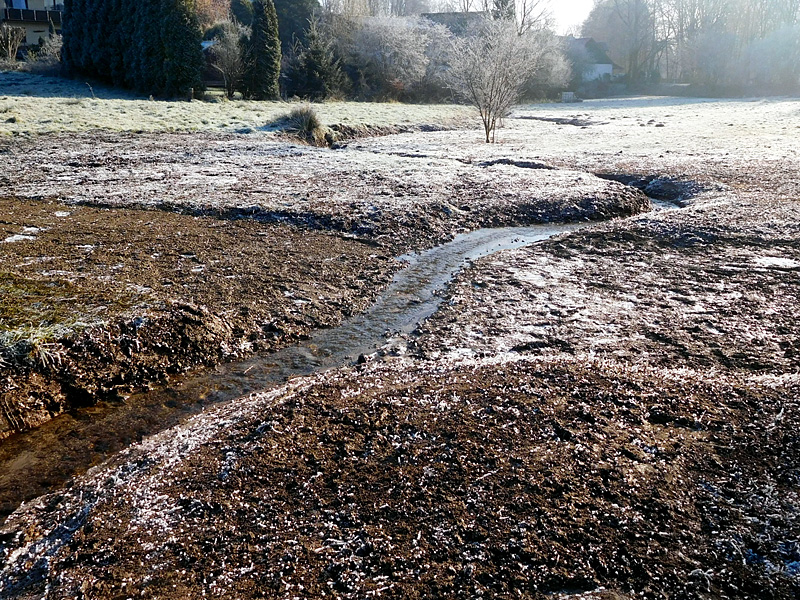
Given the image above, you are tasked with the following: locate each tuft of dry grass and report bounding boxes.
[287,104,322,133]
[0,323,68,370]
[280,104,334,146]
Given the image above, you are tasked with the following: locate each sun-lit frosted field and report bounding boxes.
[1,69,800,599]
[0,71,474,134]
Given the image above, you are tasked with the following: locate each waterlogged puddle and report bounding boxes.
[0,223,582,521]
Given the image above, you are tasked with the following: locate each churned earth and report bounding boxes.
[0,91,645,519]
[0,198,399,433]
[0,134,643,439]
[1,356,798,599]
[1,92,799,598]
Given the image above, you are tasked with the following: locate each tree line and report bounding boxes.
[61,0,206,96]
[59,0,568,101]
[61,0,283,98]
[582,0,800,91]
[208,0,566,102]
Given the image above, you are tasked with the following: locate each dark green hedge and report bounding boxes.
[61,0,204,97]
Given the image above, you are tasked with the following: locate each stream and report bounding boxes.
[0,222,582,522]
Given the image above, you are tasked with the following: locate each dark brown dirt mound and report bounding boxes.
[1,357,797,599]
[0,198,396,438]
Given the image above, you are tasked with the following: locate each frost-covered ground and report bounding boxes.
[356,95,800,186]
[0,131,644,251]
[1,92,800,599]
[0,71,473,134]
[414,198,800,371]
[400,96,800,364]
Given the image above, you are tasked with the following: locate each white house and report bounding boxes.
[1,0,62,47]
[565,36,623,82]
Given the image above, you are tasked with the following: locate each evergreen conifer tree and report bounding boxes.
[132,0,162,92]
[61,0,205,97]
[77,0,97,73]
[159,0,205,96]
[493,0,515,21]
[106,0,126,86]
[286,17,346,100]
[273,0,316,52]
[70,0,89,71]
[89,0,112,76]
[121,0,144,89]
[59,0,77,72]
[231,0,253,26]
[243,0,281,99]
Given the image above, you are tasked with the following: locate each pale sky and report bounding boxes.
[548,0,594,34]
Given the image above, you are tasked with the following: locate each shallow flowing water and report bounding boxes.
[0,223,581,522]
[201,223,583,389]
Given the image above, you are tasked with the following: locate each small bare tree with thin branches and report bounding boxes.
[0,24,26,62]
[447,17,564,142]
[210,20,249,98]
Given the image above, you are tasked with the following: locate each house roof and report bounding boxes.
[565,36,615,66]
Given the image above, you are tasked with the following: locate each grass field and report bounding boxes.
[0,71,474,135]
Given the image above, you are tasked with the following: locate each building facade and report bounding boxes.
[1,0,62,48]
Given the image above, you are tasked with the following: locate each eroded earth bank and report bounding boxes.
[1,97,799,599]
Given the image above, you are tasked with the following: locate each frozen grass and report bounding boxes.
[0,71,474,135]
[268,103,333,146]
[350,95,800,174]
[0,323,68,370]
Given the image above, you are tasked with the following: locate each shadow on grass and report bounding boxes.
[0,71,146,100]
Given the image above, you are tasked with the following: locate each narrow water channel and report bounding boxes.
[0,223,582,522]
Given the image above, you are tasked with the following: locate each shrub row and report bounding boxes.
[61,0,205,97]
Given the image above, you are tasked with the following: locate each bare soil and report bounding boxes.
[1,357,797,599]
[0,197,397,439]
[0,131,644,441]
[1,97,799,599]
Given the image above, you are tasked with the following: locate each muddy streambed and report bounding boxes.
[2,97,799,599]
[0,222,582,523]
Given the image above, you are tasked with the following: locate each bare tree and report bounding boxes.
[210,20,249,98]
[424,0,476,12]
[0,24,26,62]
[582,0,659,83]
[515,0,551,33]
[347,16,433,98]
[477,0,550,33]
[321,0,373,16]
[580,0,800,89]
[390,0,431,15]
[447,18,566,142]
[195,0,231,27]
[746,23,800,90]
